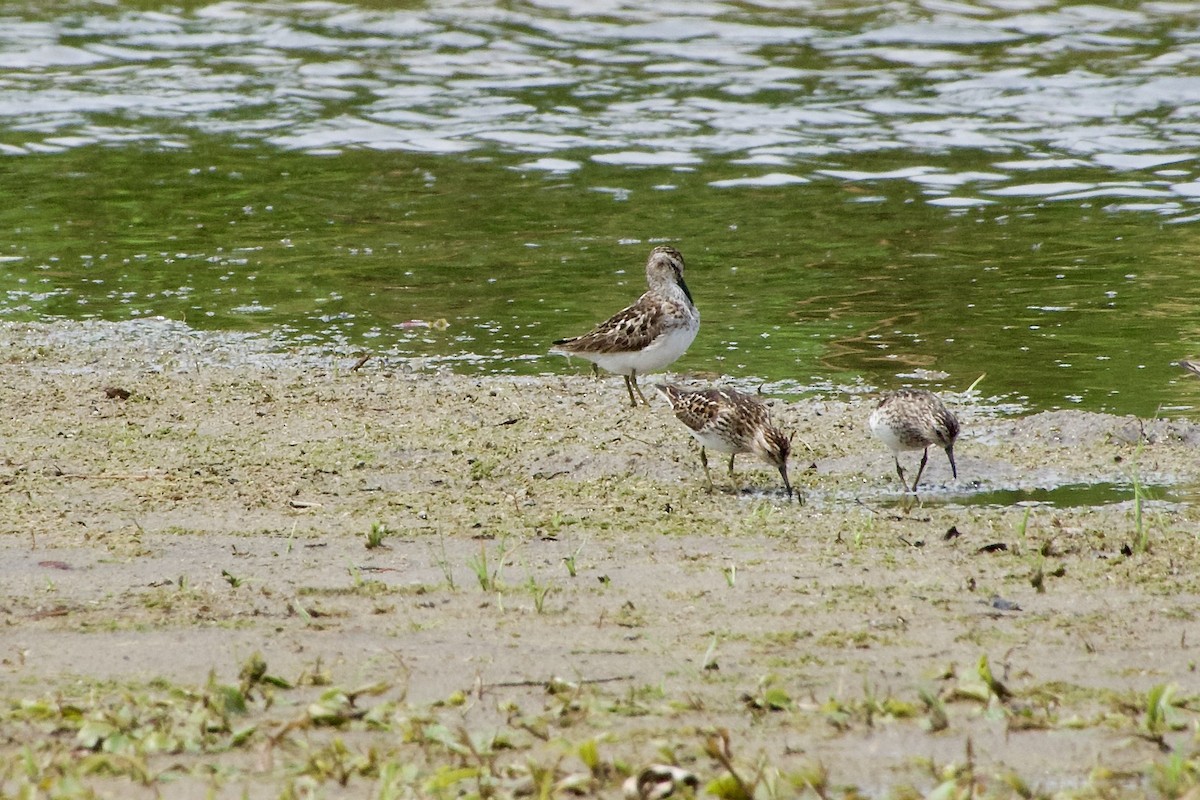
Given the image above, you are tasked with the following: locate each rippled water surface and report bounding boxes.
[4,0,1200,415]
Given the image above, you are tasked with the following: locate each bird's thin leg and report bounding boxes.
[700,447,714,493]
[727,454,740,493]
[623,375,639,407]
[893,457,910,493]
[910,448,931,493]
[630,370,649,406]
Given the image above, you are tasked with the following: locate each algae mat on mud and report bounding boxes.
[1,320,1199,798]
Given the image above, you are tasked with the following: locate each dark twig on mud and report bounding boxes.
[484,674,635,690]
[60,473,157,480]
[856,499,932,523]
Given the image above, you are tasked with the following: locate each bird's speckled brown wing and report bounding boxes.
[712,388,770,442]
[553,292,681,354]
[658,385,722,432]
[660,386,768,438]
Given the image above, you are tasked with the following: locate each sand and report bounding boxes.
[2,318,1199,798]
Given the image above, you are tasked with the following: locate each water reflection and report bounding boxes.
[0,1,1195,202]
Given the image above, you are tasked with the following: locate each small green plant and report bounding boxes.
[548,509,568,531]
[563,536,588,578]
[1015,506,1031,552]
[1142,683,1183,747]
[467,536,513,592]
[704,729,798,799]
[701,635,719,672]
[919,686,949,732]
[429,530,456,591]
[469,457,498,481]
[748,502,775,523]
[525,575,552,614]
[998,769,1038,800]
[722,563,736,588]
[575,736,611,781]
[365,522,390,550]
[1030,557,1045,594]
[222,569,243,588]
[978,653,1012,703]
[917,746,981,800]
[1148,752,1200,798]
[1124,437,1154,554]
[741,674,792,713]
[468,543,492,591]
[1132,472,1151,553]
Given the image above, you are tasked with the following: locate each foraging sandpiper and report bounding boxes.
[551,246,699,407]
[869,388,959,493]
[655,383,793,497]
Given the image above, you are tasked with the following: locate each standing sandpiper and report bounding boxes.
[551,246,699,407]
[656,383,793,498]
[869,388,960,493]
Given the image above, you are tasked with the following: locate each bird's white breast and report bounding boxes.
[584,321,699,376]
[869,408,903,452]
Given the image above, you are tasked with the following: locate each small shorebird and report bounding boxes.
[551,246,699,407]
[655,383,793,497]
[869,388,960,493]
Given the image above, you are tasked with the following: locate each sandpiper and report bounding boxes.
[655,383,793,497]
[551,246,699,407]
[869,388,959,493]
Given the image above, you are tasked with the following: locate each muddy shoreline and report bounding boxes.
[3,319,1199,798]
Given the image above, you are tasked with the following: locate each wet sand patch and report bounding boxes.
[2,319,1199,798]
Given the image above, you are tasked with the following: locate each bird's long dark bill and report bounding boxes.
[677,274,695,305]
[779,466,793,498]
[946,447,957,479]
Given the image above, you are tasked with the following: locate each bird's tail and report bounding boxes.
[653,383,678,402]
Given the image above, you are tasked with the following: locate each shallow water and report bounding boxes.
[3,1,1200,416]
[937,481,1179,509]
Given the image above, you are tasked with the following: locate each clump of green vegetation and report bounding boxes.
[525,574,553,613]
[704,728,825,800]
[1131,470,1152,554]
[1123,440,1156,554]
[466,536,514,592]
[365,521,390,549]
[563,536,588,578]
[741,674,791,715]
[433,530,457,590]
[3,636,1200,798]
